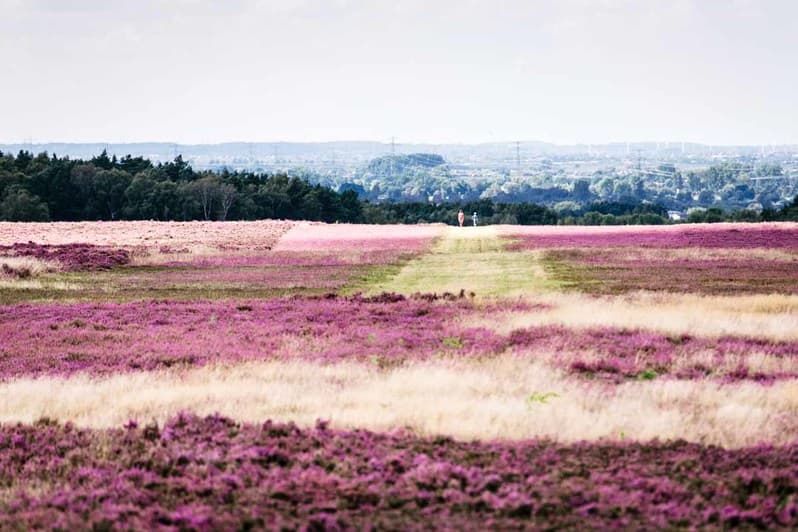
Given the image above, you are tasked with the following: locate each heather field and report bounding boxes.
[0,222,437,303]
[1,221,797,529]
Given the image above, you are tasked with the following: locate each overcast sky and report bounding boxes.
[1,0,796,145]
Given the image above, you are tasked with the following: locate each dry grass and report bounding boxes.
[3,222,796,449]
[0,279,80,290]
[129,243,232,266]
[467,292,798,342]
[0,220,294,249]
[0,256,58,277]
[1,357,795,447]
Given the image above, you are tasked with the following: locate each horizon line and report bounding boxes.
[3,139,798,149]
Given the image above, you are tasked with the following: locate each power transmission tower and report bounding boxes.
[516,141,521,171]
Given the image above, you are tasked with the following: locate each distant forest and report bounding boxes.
[310,153,798,213]
[1,150,796,225]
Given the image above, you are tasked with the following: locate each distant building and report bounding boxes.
[667,210,686,221]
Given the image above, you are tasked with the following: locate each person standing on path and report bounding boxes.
[472,212,478,226]
[457,209,465,227]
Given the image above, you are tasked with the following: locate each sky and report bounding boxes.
[1,0,797,145]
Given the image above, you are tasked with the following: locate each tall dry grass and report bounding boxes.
[468,292,798,342]
[0,220,294,248]
[0,256,58,277]
[1,357,795,448]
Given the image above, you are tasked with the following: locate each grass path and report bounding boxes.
[370,226,556,297]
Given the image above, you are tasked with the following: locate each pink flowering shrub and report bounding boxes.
[0,242,130,271]
[116,264,368,291]
[545,248,798,295]
[0,413,796,530]
[508,326,798,383]
[105,222,442,294]
[507,223,798,250]
[0,297,795,382]
[0,294,503,378]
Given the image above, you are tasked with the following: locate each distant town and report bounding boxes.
[2,141,797,217]
[4,140,797,176]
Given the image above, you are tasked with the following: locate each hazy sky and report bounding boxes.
[1,0,796,145]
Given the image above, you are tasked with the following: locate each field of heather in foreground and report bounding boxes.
[3,414,796,530]
[1,221,797,528]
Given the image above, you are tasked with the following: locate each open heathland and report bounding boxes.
[0,220,796,528]
[0,222,442,302]
[1,296,796,383]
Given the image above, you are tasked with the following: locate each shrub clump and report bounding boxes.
[0,242,130,271]
[0,414,796,530]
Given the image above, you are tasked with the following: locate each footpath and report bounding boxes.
[371,226,551,297]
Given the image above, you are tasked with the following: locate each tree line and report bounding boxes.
[1,150,796,224]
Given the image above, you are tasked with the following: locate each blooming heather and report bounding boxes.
[508,325,798,383]
[115,264,370,292]
[1,296,795,382]
[544,248,798,295]
[0,294,503,378]
[0,414,796,530]
[0,242,130,271]
[506,222,798,250]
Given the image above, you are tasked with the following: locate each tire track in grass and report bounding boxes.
[369,226,559,297]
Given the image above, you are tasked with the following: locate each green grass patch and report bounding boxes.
[340,264,406,296]
[637,370,659,381]
[371,228,563,297]
[527,391,559,404]
[539,251,606,293]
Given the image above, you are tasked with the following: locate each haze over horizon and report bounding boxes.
[2,0,797,147]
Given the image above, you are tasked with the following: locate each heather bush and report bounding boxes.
[0,414,795,530]
[506,223,798,250]
[0,242,130,271]
[544,248,798,295]
[508,325,798,383]
[0,293,505,379]
[1,297,795,382]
